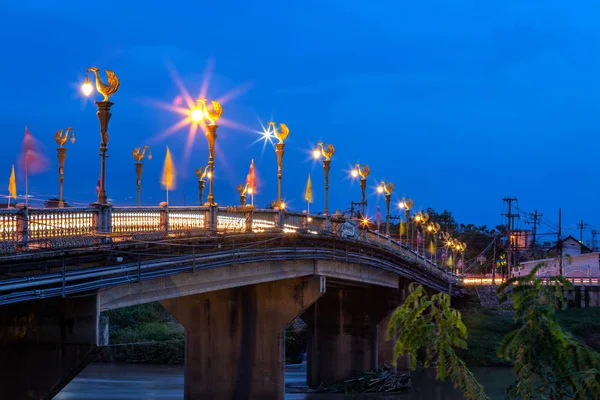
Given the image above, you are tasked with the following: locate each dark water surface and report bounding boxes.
[55,363,513,399]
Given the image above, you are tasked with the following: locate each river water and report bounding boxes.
[55,363,513,399]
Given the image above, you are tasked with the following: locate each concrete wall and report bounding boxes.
[0,295,102,400]
[565,285,600,308]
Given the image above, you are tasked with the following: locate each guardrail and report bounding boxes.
[0,206,461,283]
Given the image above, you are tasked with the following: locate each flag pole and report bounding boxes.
[25,150,29,208]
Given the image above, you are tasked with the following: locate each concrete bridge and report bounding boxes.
[0,205,463,399]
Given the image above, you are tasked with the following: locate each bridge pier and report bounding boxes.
[0,295,104,400]
[160,276,324,400]
[304,286,399,387]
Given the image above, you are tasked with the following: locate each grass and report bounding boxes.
[557,307,600,352]
[457,295,515,367]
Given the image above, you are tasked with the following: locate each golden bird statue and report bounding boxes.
[381,181,395,195]
[132,146,151,162]
[355,164,370,180]
[196,165,209,181]
[237,183,248,196]
[87,67,120,102]
[316,142,335,160]
[199,99,223,125]
[439,231,451,241]
[54,127,74,148]
[268,122,289,144]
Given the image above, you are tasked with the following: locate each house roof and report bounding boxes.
[548,235,593,253]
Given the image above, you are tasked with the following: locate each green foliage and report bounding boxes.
[497,264,600,399]
[101,303,185,365]
[387,283,489,400]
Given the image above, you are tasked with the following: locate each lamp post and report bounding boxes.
[195,166,209,205]
[413,211,429,255]
[426,221,441,261]
[132,146,152,207]
[238,183,248,206]
[191,99,223,205]
[398,197,413,245]
[377,181,395,235]
[54,128,75,208]
[81,67,120,205]
[351,164,370,215]
[268,122,289,208]
[312,143,335,216]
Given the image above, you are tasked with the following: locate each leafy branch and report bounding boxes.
[387,283,489,400]
[497,264,600,399]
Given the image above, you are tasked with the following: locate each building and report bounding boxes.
[509,229,531,250]
[517,236,600,278]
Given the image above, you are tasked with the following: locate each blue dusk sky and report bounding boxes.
[1,1,600,242]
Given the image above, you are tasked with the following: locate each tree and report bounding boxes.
[387,283,489,400]
[497,265,600,399]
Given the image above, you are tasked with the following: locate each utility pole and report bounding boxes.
[576,220,588,243]
[492,236,497,285]
[526,209,542,248]
[502,197,519,279]
[558,208,563,276]
[592,230,599,252]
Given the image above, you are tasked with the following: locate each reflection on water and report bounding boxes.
[56,363,513,399]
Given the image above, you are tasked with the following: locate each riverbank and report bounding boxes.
[99,292,600,367]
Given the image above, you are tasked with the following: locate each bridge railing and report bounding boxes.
[362,230,461,284]
[0,206,461,283]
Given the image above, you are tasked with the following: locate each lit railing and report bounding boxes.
[169,207,207,231]
[111,207,162,234]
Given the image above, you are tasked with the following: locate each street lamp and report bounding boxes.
[377,181,395,235]
[54,128,75,208]
[132,146,152,207]
[398,197,413,245]
[268,122,289,208]
[413,211,429,255]
[426,221,441,261]
[351,164,370,215]
[312,142,335,216]
[81,67,120,204]
[191,99,223,205]
[238,183,249,206]
[195,165,209,205]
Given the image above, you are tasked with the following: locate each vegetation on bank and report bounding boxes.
[98,303,184,365]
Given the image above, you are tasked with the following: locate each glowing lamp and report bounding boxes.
[81,76,93,96]
[280,202,286,210]
[312,149,321,159]
[207,171,212,179]
[191,108,204,123]
[398,202,405,209]
[247,187,253,194]
[377,186,384,193]
[351,169,359,178]
[308,217,313,222]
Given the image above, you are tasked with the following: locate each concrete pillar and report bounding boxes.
[377,284,411,371]
[304,287,394,387]
[0,295,102,400]
[160,276,325,400]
